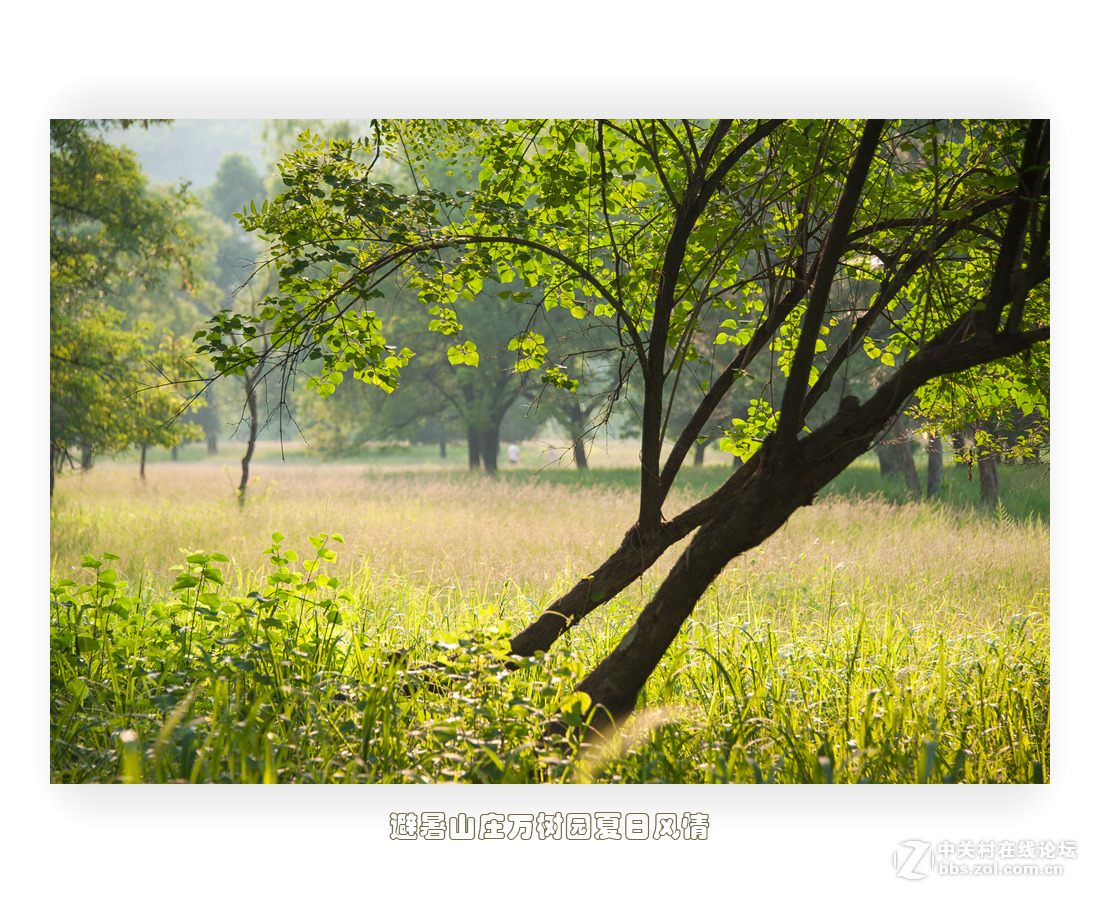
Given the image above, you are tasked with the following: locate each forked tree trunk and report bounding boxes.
[926,434,943,499]
[553,400,897,741]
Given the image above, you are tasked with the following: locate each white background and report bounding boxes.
[14,4,1093,899]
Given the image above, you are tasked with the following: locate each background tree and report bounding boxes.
[50,119,202,490]
[199,118,1050,742]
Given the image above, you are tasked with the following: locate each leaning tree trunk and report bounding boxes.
[502,116,1046,744]
[139,444,148,483]
[550,355,1035,742]
[926,434,943,499]
[559,447,808,740]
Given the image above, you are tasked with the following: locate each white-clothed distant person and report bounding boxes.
[546,446,557,463]
[507,443,520,464]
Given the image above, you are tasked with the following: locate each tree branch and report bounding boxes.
[774,119,886,447]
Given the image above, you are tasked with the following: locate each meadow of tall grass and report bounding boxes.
[49,444,1049,783]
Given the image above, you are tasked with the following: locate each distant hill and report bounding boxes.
[106,119,265,188]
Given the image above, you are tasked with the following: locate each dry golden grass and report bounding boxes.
[51,459,1049,644]
[50,456,1051,785]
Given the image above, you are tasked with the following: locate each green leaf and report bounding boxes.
[171,574,200,592]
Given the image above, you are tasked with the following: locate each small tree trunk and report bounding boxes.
[171,445,179,462]
[572,434,588,470]
[879,417,919,494]
[207,432,218,455]
[562,402,589,471]
[693,440,707,466]
[238,378,258,507]
[952,432,967,468]
[883,414,920,496]
[439,438,447,459]
[139,444,148,483]
[81,445,94,470]
[467,426,481,470]
[480,424,500,475]
[926,434,943,499]
[978,451,1000,506]
[896,435,921,497]
[875,442,897,476]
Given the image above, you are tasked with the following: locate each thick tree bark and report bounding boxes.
[926,434,943,499]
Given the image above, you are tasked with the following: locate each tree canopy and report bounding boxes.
[198,118,1050,739]
[50,119,203,487]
